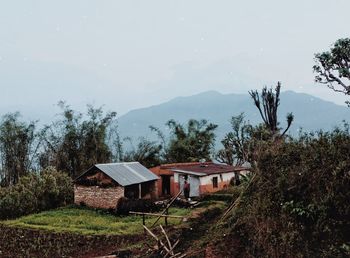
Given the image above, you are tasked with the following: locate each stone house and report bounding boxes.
[150,162,248,198]
[74,162,159,209]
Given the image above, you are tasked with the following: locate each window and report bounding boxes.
[213,177,218,188]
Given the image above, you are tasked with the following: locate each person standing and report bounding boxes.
[183,179,190,200]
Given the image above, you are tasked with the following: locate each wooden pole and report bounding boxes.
[151,190,182,227]
[139,183,142,199]
[165,240,180,258]
[143,213,146,234]
[129,211,184,219]
[165,207,168,226]
[143,225,171,254]
[160,225,173,255]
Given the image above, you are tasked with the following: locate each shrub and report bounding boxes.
[0,167,73,219]
[228,128,350,257]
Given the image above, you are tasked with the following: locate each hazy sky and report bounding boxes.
[0,0,349,120]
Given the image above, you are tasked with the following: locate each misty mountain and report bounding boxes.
[117,90,350,146]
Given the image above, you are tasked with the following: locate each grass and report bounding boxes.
[1,206,191,235]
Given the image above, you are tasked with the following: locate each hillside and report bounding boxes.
[118,90,350,144]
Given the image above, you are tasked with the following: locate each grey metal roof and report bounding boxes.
[94,162,158,186]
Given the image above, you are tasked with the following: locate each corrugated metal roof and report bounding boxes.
[94,162,158,186]
[164,162,247,175]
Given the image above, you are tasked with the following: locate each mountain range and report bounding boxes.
[117,90,350,146]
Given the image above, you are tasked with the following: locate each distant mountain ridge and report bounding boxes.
[117,90,350,145]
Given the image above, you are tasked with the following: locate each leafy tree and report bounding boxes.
[249,82,294,136]
[40,102,117,177]
[151,119,218,163]
[313,38,350,105]
[217,113,252,166]
[166,119,217,162]
[0,113,39,186]
[123,137,162,168]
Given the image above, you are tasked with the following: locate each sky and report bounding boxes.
[0,0,349,121]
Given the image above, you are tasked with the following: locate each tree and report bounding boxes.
[40,102,117,177]
[217,113,253,186]
[151,119,218,163]
[313,38,350,105]
[249,82,294,136]
[217,113,252,166]
[0,113,39,186]
[123,137,162,168]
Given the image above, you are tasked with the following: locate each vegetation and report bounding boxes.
[249,81,294,136]
[0,112,38,186]
[122,137,163,168]
[151,119,218,163]
[2,206,190,235]
[217,113,252,166]
[207,127,349,257]
[0,37,349,257]
[40,102,118,178]
[314,38,350,106]
[0,223,140,258]
[0,167,72,220]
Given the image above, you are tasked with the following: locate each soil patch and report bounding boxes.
[0,224,144,258]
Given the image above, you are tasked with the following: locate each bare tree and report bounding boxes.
[249,82,294,137]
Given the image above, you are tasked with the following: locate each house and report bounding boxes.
[150,162,248,198]
[74,162,159,209]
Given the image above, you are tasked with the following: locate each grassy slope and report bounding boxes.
[2,206,191,235]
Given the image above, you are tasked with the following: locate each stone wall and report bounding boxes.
[74,185,124,209]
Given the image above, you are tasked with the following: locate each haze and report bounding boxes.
[0,0,349,121]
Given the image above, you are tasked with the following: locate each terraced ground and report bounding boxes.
[0,197,232,258]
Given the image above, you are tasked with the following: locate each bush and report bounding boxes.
[0,167,73,219]
[201,193,235,203]
[228,128,350,257]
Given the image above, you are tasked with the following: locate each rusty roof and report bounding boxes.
[158,162,247,176]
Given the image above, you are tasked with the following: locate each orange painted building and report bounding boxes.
[150,162,248,198]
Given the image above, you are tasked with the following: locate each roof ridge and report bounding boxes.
[160,162,213,168]
[96,162,139,166]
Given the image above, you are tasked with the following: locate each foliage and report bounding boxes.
[152,119,218,163]
[314,38,350,105]
[249,82,294,136]
[217,113,253,166]
[123,137,162,168]
[40,102,117,177]
[227,126,350,257]
[0,167,73,219]
[0,113,39,186]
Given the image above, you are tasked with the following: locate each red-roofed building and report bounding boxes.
[150,162,248,198]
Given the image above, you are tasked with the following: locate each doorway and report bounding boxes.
[179,174,200,197]
[161,175,171,196]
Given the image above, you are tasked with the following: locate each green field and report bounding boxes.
[2,206,191,235]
